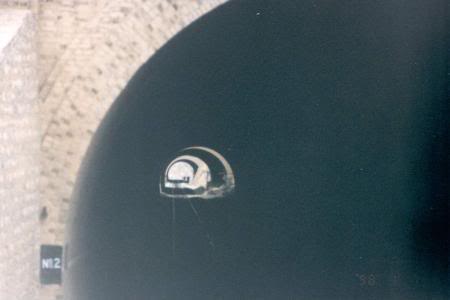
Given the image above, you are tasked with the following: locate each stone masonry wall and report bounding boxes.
[0,9,39,300]
[39,0,226,245]
[0,2,228,299]
[38,1,227,299]
[37,0,105,84]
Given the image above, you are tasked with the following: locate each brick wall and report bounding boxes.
[0,9,39,300]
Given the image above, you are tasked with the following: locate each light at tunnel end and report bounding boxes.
[160,146,235,199]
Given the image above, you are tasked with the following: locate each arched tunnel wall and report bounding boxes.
[0,1,226,299]
[38,1,226,299]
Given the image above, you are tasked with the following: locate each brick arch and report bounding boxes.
[39,0,227,246]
